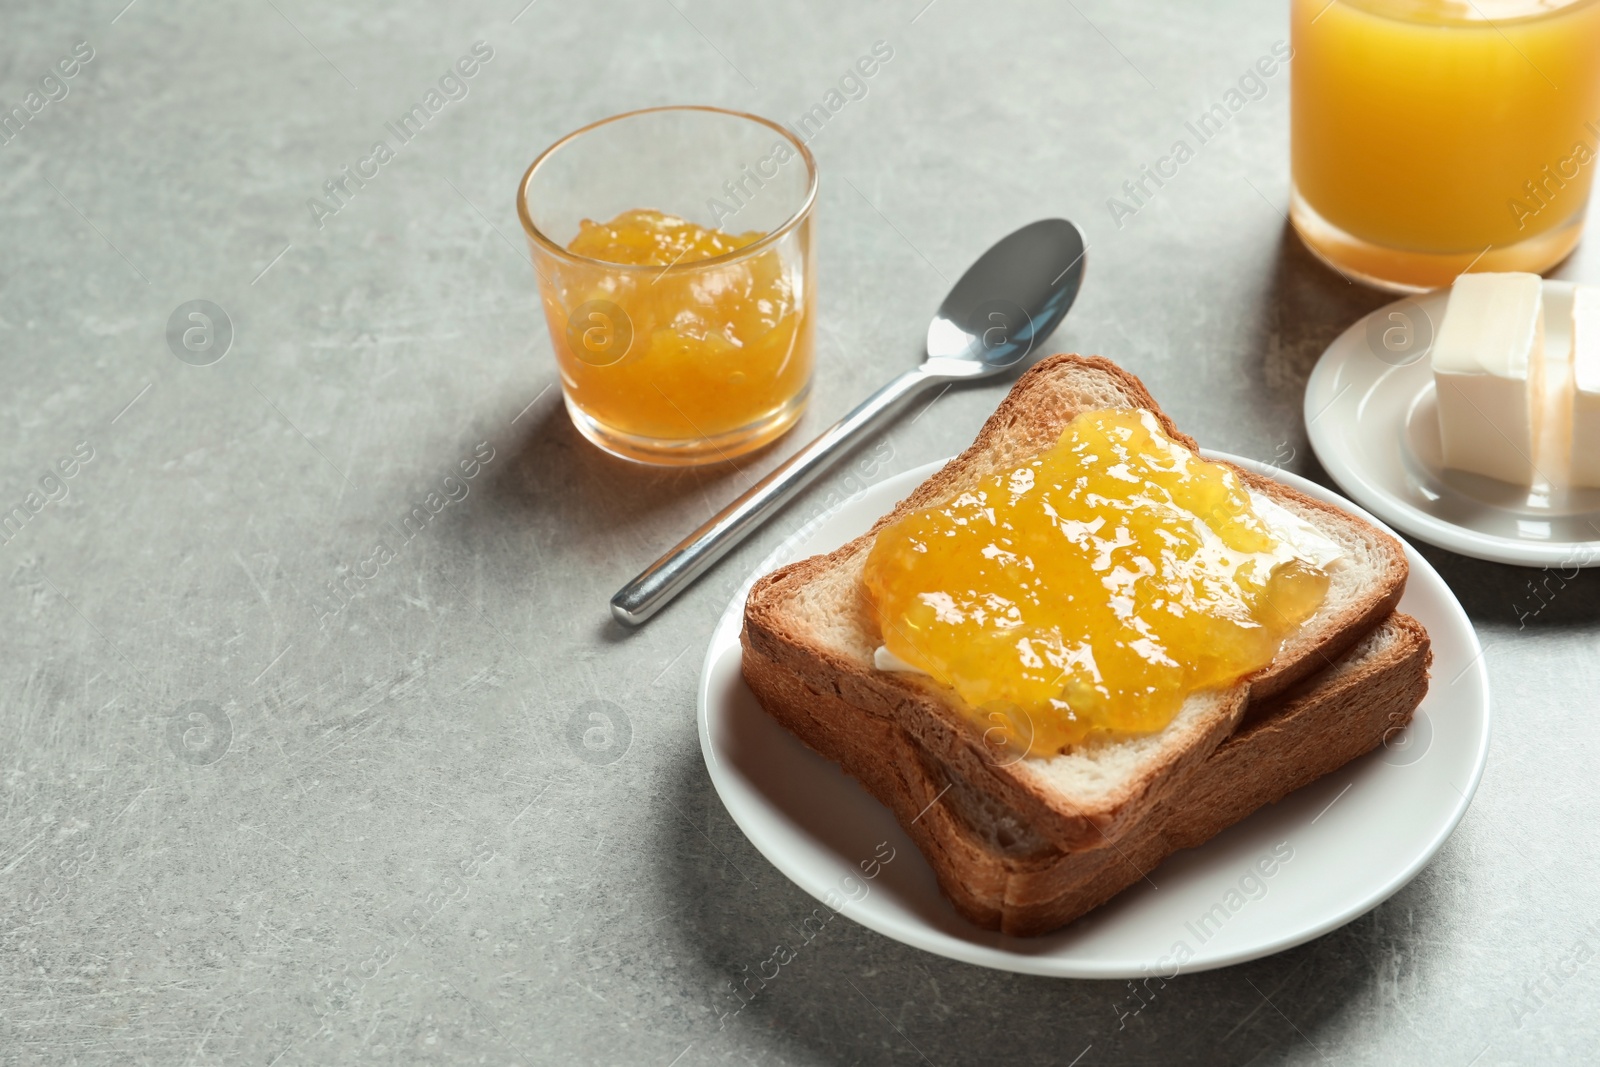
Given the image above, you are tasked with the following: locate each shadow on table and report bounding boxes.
[1251,220,1392,413]
[650,751,1451,1067]
[477,399,753,545]
[467,397,812,641]
[1416,539,1600,634]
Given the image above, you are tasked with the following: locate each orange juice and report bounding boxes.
[1290,0,1600,290]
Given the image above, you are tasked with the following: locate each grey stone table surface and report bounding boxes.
[3,0,1598,1063]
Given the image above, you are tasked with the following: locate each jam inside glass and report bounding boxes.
[520,108,816,465]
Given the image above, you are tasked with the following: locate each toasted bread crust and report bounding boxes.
[742,355,1410,852]
[743,612,1431,936]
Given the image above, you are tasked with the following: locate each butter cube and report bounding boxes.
[1431,272,1545,486]
[1572,286,1600,488]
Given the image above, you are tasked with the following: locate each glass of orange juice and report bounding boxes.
[517,106,817,465]
[1291,0,1600,292]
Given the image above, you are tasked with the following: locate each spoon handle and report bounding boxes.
[610,368,934,625]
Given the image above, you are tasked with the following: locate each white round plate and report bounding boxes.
[1305,279,1600,567]
[696,453,1490,978]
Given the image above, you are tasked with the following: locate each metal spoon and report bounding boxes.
[610,217,1088,626]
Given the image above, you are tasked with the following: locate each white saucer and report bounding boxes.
[696,453,1490,978]
[1305,279,1600,567]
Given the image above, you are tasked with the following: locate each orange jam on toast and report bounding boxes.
[862,409,1330,755]
[551,209,811,439]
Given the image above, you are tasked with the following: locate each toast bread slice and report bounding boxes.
[742,355,1409,852]
[743,611,1431,936]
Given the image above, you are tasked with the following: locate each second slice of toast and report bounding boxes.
[745,608,1430,935]
[742,355,1409,853]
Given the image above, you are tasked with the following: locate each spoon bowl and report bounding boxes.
[612,218,1088,625]
[925,218,1087,375]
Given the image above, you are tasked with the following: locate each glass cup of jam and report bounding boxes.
[518,106,818,465]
